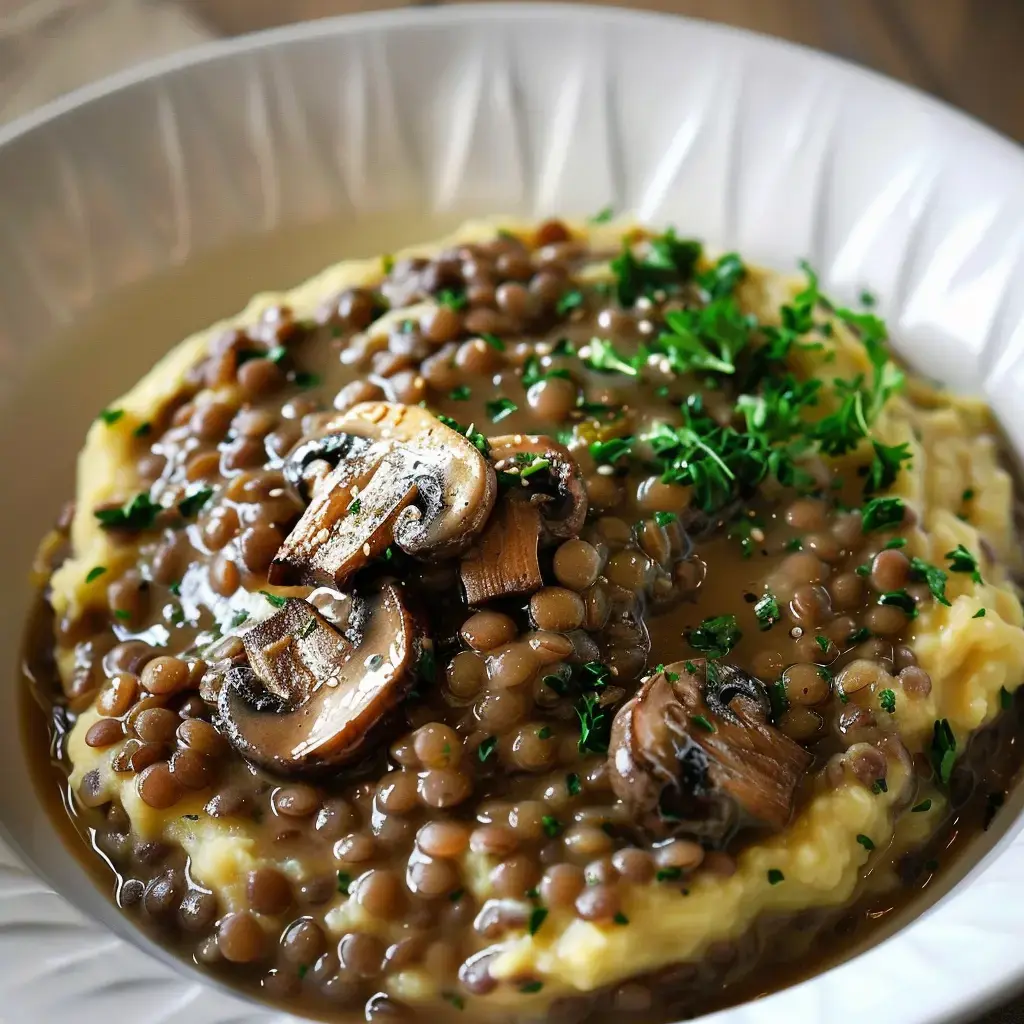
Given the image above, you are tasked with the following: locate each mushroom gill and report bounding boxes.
[217,584,415,775]
[269,403,496,588]
[607,660,812,843]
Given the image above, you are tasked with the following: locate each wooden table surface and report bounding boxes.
[190,0,1024,143]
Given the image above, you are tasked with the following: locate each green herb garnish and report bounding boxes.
[584,336,638,377]
[177,487,214,519]
[485,398,518,422]
[336,871,351,895]
[230,609,249,628]
[690,714,715,733]
[85,566,107,584]
[94,491,161,531]
[259,590,287,608]
[879,688,896,714]
[911,799,932,813]
[478,736,498,762]
[878,590,917,616]
[909,557,950,606]
[687,615,741,658]
[576,692,611,753]
[946,544,983,583]
[767,869,785,885]
[589,205,614,223]
[449,385,471,401]
[856,834,875,851]
[653,511,677,527]
[566,773,581,796]
[98,408,124,425]
[528,907,549,935]
[436,288,468,311]
[861,497,905,532]
[297,617,317,639]
[556,289,584,316]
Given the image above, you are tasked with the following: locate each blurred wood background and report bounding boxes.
[188,0,1024,143]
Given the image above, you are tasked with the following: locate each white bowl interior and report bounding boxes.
[0,6,1023,1023]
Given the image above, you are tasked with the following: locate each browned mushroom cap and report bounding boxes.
[608,661,812,842]
[269,403,497,588]
[487,435,587,542]
[217,584,415,775]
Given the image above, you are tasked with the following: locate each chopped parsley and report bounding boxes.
[814,634,830,652]
[856,834,875,851]
[654,511,678,527]
[436,414,490,456]
[113,609,131,621]
[556,289,584,316]
[478,736,498,762]
[485,397,518,422]
[481,332,506,351]
[1001,686,1013,709]
[297,616,317,639]
[589,205,614,223]
[872,778,888,794]
[230,609,250,628]
[767,869,785,885]
[911,799,932,813]
[879,688,896,714]
[610,228,701,306]
[908,557,950,606]
[528,907,548,935]
[584,336,638,377]
[259,590,287,608]
[520,457,551,479]
[132,421,152,438]
[973,608,987,618]
[94,491,161,531]
[336,871,351,895]
[443,993,464,1011]
[541,815,562,838]
[946,543,983,583]
[449,889,465,903]
[687,614,741,658]
[690,714,715,733]
[519,981,543,994]
[590,437,633,464]
[878,590,917,616]
[581,661,610,688]
[537,726,552,740]
[861,497,905,533]
[436,288,468,311]
[293,371,322,389]
[930,718,957,785]
[99,408,124,426]
[865,441,912,494]
[576,692,611,753]
[85,566,107,584]
[656,867,682,882]
[449,385,471,401]
[613,912,629,925]
[177,486,214,519]
[566,773,581,796]
[348,498,362,515]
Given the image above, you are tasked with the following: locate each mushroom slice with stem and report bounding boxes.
[461,499,543,606]
[607,660,812,843]
[217,584,415,775]
[269,402,497,588]
[487,435,587,542]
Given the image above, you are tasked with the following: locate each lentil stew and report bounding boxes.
[24,218,1024,1022]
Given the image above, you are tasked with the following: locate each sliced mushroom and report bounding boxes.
[607,661,812,843]
[217,584,415,775]
[269,403,497,588]
[461,500,543,605]
[487,435,587,541]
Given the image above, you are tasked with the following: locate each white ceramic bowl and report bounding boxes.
[2,6,1023,1023]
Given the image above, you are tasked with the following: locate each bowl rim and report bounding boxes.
[1,5,1023,1023]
